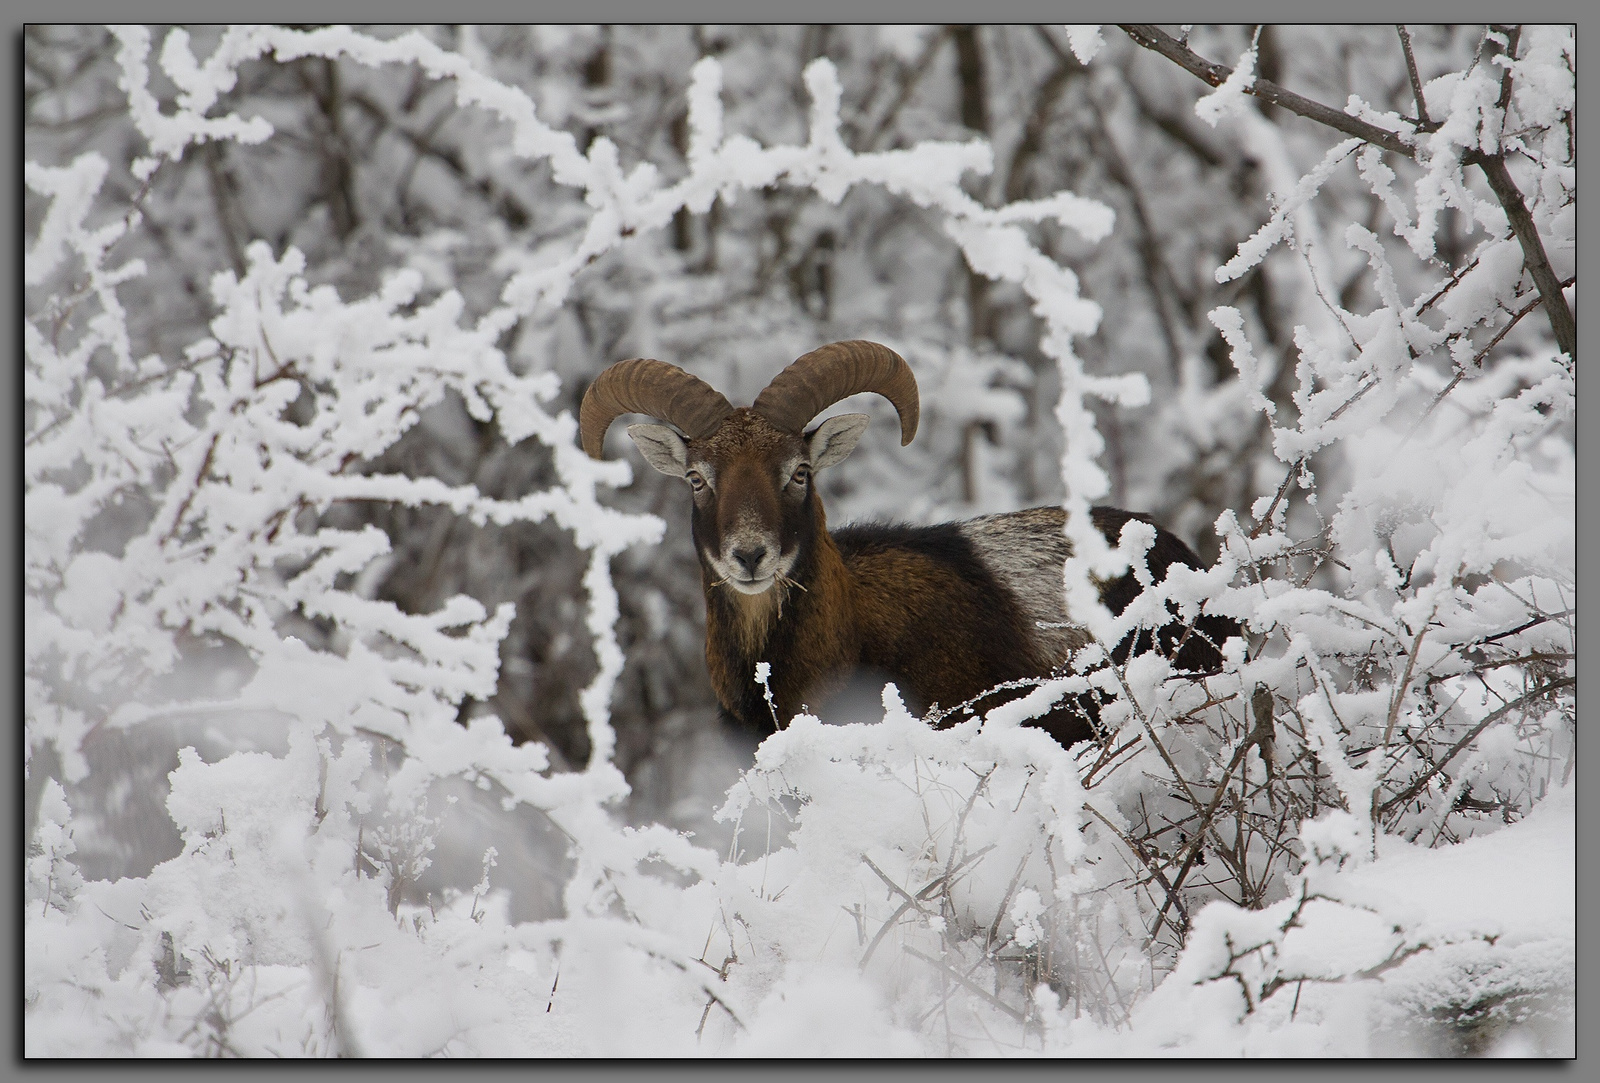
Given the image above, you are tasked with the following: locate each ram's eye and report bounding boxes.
[790,465,811,487]
[686,470,707,492]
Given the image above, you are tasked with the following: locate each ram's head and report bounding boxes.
[580,340,918,594]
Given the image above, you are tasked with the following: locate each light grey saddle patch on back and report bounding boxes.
[957,506,1088,666]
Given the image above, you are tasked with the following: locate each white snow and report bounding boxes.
[1062,26,1105,65]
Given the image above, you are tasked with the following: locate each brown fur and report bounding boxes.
[845,545,1037,715]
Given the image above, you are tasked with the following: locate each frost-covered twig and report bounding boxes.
[1378,675,1574,818]
[1407,276,1572,436]
[1121,22,1575,359]
[1084,804,1188,934]
[903,945,1025,1023]
[1118,25,1415,156]
[1145,705,1277,941]
[1469,152,1574,357]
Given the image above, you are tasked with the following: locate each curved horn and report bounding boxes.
[579,359,734,459]
[751,340,919,445]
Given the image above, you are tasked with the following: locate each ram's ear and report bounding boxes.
[806,413,871,471]
[626,424,690,477]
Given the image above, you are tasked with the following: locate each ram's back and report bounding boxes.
[835,505,1233,710]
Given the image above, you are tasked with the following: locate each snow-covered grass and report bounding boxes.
[26,24,1573,1057]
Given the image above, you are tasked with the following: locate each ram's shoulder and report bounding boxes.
[833,520,975,567]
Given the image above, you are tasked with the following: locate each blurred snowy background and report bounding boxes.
[25,24,1573,1056]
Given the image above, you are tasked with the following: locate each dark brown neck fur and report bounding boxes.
[703,508,859,732]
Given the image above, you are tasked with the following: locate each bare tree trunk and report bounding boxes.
[949,26,995,349]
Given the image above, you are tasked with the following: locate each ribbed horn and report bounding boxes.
[751,340,919,445]
[579,359,735,459]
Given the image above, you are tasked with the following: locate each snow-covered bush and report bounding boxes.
[26,24,1572,1057]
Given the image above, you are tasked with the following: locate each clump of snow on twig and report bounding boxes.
[1195,40,1258,127]
[1062,26,1105,65]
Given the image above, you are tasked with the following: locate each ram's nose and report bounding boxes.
[732,545,768,578]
